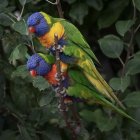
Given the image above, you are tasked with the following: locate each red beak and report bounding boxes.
[28,27,36,33]
[30,70,37,77]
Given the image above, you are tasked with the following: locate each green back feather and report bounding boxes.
[38,53,55,64]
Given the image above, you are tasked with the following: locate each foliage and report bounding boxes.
[0,0,140,140]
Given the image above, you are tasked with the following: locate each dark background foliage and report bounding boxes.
[0,0,140,139]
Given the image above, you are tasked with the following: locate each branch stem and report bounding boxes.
[121,0,136,76]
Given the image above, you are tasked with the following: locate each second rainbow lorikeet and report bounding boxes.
[27,12,124,109]
[26,53,139,123]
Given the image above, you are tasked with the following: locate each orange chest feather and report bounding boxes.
[38,22,65,48]
[44,64,67,85]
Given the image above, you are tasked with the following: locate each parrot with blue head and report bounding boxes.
[26,53,140,124]
[27,12,124,109]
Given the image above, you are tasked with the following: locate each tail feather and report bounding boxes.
[84,66,126,110]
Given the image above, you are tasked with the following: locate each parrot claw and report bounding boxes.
[55,73,65,81]
[60,87,66,94]
[54,87,60,93]
[52,45,63,52]
[54,87,66,95]
[54,73,61,81]
[58,104,68,112]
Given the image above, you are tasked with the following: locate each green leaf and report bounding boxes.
[18,125,32,140]
[38,53,55,64]
[33,76,50,91]
[79,109,96,122]
[134,0,140,11]
[125,58,140,75]
[115,20,134,36]
[124,91,140,107]
[39,91,55,106]
[12,65,31,80]
[86,0,103,11]
[98,35,124,58]
[69,3,88,25]
[0,130,17,140]
[0,0,8,9]
[98,0,129,29]
[109,76,130,92]
[63,0,76,4]
[19,0,33,6]
[9,44,28,64]
[41,127,62,140]
[12,19,28,35]
[80,109,117,132]
[0,13,13,26]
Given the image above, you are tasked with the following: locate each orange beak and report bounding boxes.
[30,70,37,77]
[28,27,36,33]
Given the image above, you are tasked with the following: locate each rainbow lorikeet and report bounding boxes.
[26,53,138,123]
[27,12,124,109]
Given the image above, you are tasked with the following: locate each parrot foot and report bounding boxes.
[54,87,66,95]
[60,87,66,94]
[58,104,68,112]
[55,73,65,81]
[52,45,63,52]
[54,73,61,81]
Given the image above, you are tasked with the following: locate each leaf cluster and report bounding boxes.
[0,0,140,140]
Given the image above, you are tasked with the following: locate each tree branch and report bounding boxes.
[54,34,77,140]
[56,0,64,18]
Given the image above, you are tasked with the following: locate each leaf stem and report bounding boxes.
[5,14,15,23]
[45,0,59,5]
[18,0,26,21]
[134,23,140,34]
[121,0,136,76]
[118,56,125,67]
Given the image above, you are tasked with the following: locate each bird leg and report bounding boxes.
[52,44,63,52]
[54,72,65,81]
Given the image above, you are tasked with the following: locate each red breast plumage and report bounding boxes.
[44,64,67,85]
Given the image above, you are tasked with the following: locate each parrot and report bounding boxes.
[26,53,139,123]
[27,11,125,109]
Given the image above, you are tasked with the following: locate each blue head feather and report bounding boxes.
[27,53,52,76]
[27,12,50,37]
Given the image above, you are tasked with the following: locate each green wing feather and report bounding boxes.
[67,70,140,124]
[62,20,100,64]
[63,45,125,110]
[38,53,55,64]
[52,18,100,64]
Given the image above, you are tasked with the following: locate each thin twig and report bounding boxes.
[45,0,59,5]
[5,14,15,23]
[56,0,64,18]
[18,0,26,21]
[118,56,125,68]
[25,43,36,54]
[134,23,140,34]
